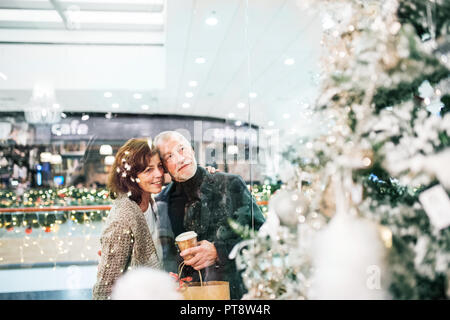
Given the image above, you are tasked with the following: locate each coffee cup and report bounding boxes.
[175,231,198,260]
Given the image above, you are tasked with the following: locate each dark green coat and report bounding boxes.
[155,166,265,299]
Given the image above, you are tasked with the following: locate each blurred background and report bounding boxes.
[0,0,323,299]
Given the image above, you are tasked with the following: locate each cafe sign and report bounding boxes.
[51,120,88,136]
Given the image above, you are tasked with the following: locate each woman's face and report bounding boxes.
[136,154,164,194]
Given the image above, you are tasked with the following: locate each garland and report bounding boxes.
[0,184,278,231]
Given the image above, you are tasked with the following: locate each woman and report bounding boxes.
[92,138,165,300]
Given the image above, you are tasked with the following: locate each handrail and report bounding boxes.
[0,201,268,214]
[0,205,112,213]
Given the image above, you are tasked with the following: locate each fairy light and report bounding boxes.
[0,187,111,266]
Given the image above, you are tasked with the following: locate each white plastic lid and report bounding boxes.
[175,231,197,242]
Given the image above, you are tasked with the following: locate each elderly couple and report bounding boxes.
[92,131,265,300]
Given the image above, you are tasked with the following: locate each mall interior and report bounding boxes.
[1,0,448,301]
[0,0,324,299]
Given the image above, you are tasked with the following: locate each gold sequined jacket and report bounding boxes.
[92,194,163,300]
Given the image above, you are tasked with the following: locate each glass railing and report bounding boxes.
[0,185,274,269]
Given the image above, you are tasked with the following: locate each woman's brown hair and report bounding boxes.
[108,138,159,205]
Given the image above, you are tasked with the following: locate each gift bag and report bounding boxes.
[181,280,230,300]
[175,262,230,300]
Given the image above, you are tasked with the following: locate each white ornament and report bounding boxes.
[310,213,389,299]
[418,80,434,99]
[278,161,297,186]
[111,267,182,300]
[258,210,281,239]
[419,185,450,230]
[268,189,309,228]
[425,150,450,189]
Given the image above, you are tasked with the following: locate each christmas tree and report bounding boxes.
[233,0,449,299]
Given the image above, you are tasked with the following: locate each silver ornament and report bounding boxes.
[268,189,309,228]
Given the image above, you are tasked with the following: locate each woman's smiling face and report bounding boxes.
[136,154,164,194]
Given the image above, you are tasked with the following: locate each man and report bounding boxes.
[154,131,265,299]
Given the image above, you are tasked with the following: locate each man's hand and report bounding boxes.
[180,240,218,270]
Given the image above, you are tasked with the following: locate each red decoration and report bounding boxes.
[169,272,193,291]
[25,227,33,234]
[98,250,102,257]
[45,226,51,233]
[6,226,14,232]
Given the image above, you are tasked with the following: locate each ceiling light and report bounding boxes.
[249,92,257,98]
[0,72,7,81]
[284,58,295,65]
[195,57,206,64]
[228,113,235,119]
[235,120,242,126]
[322,13,335,30]
[205,18,218,26]
[205,12,218,26]
[237,102,246,109]
[61,113,67,119]
[105,155,115,166]
[185,92,194,98]
[81,114,89,121]
[188,81,198,87]
[60,10,164,25]
[268,121,275,126]
[0,9,62,23]
[100,144,113,156]
[104,92,112,98]
[112,103,119,109]
[182,103,190,109]
[133,93,142,99]
[141,104,149,110]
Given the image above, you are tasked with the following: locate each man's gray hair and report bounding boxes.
[154,131,192,150]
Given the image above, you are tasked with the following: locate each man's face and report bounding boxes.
[158,136,197,182]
